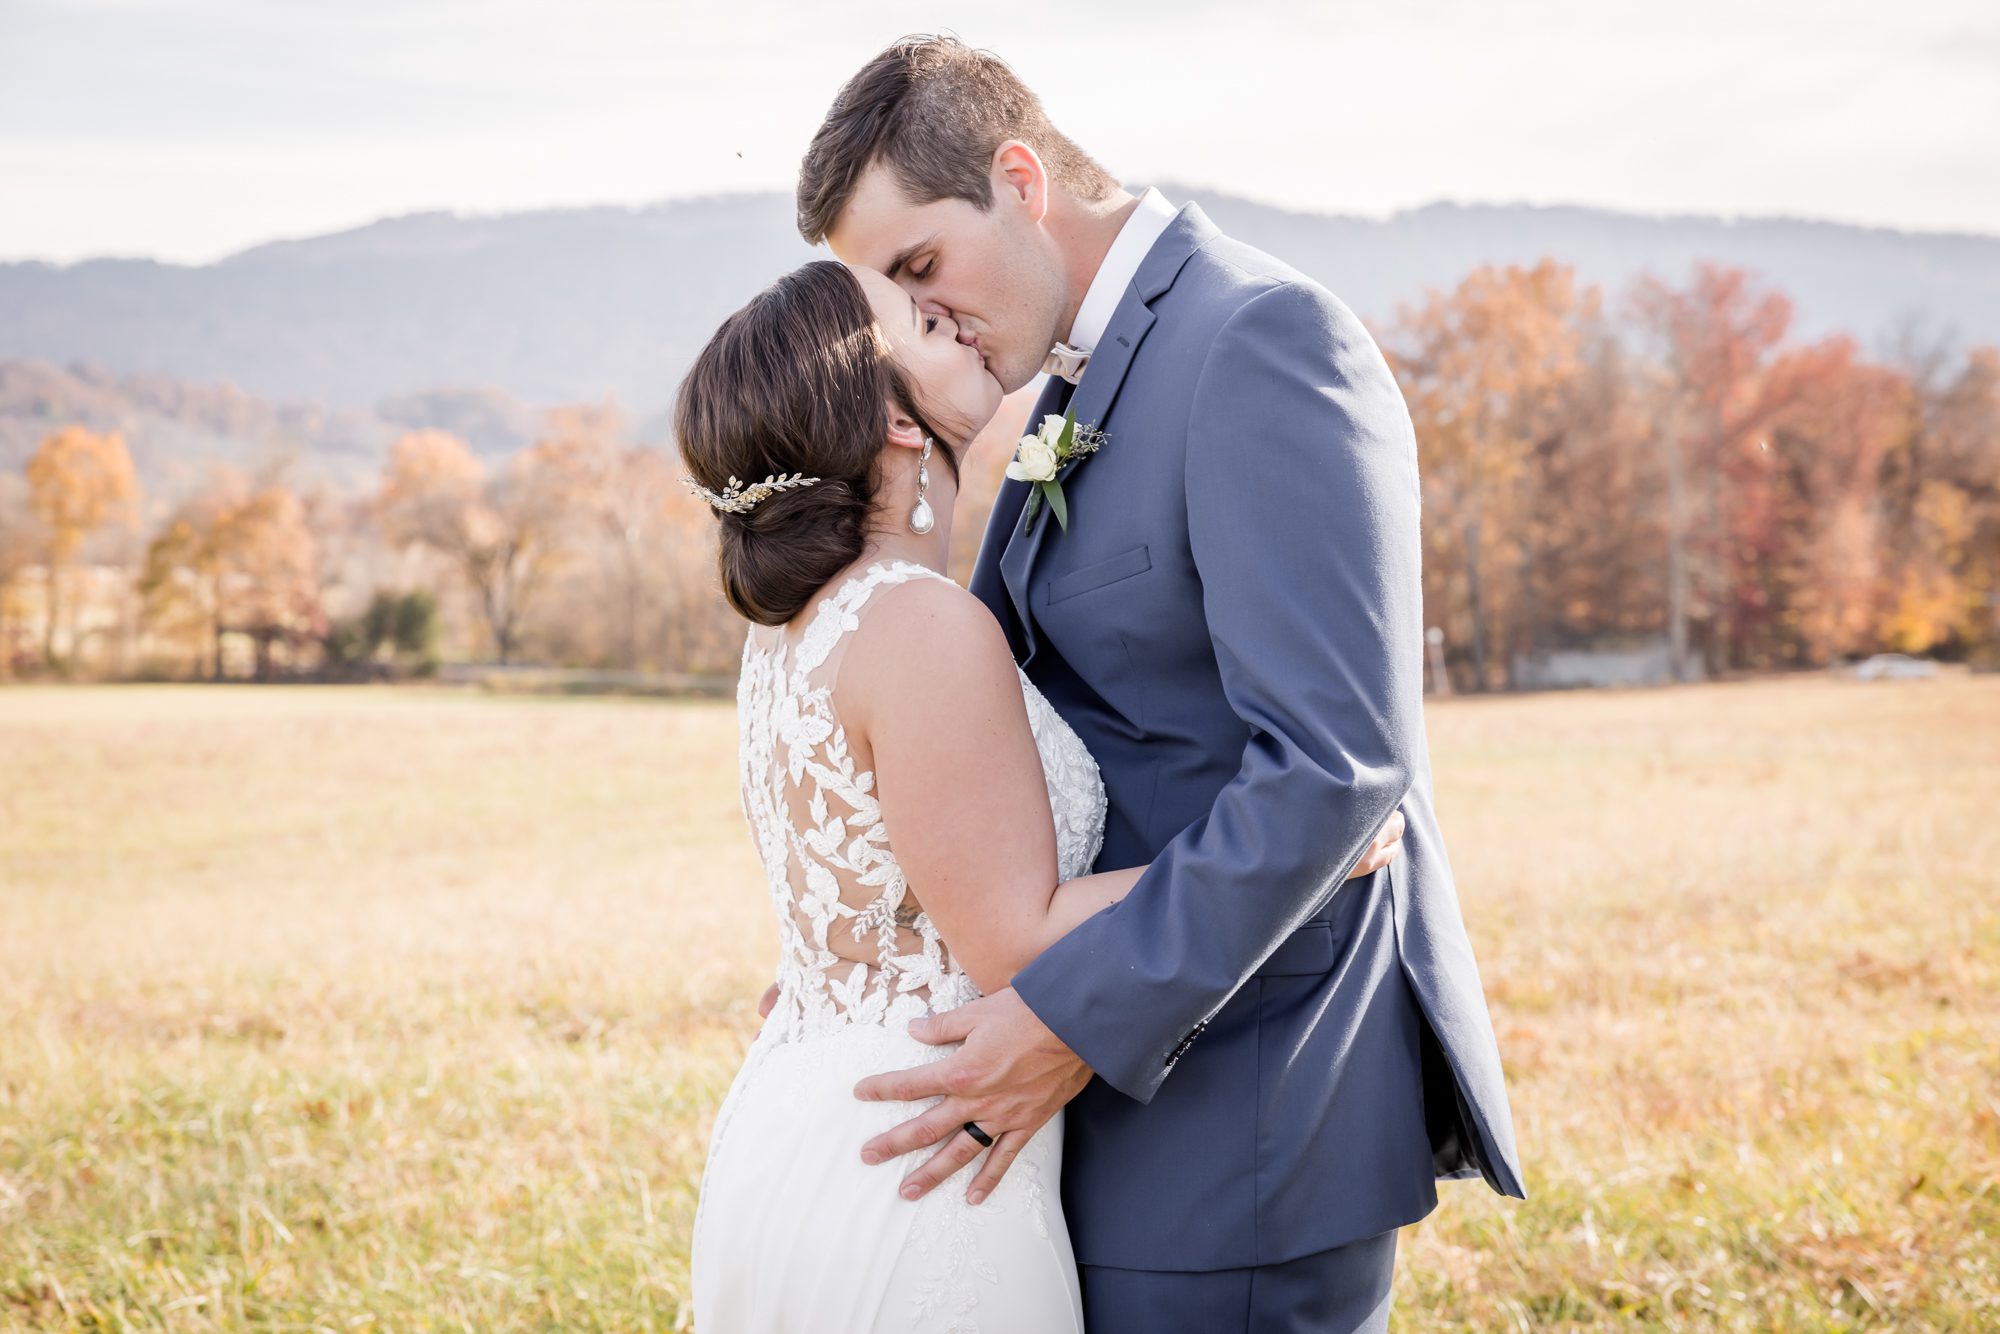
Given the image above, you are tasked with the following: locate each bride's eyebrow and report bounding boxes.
[909,292,920,329]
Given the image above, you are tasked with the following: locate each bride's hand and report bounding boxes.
[1351,808,1406,878]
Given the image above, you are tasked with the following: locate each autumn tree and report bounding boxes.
[375,429,571,664]
[139,465,324,679]
[1629,264,1802,678]
[1388,260,1597,689]
[1891,345,2000,656]
[532,403,688,670]
[24,426,141,668]
[224,480,325,677]
[1763,338,1912,664]
[0,475,47,678]
[1531,325,1667,645]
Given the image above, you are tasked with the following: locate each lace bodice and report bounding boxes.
[737,559,1107,1046]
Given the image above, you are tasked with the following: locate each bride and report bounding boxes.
[676,260,1396,1331]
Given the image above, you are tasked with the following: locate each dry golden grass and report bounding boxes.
[1,675,1995,1331]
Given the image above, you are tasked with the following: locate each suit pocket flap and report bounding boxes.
[1253,922,1336,977]
[1047,544,1152,604]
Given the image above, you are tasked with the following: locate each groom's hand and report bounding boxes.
[853,987,1089,1205]
[847,813,1404,1203]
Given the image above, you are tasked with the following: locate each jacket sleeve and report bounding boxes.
[1008,278,1426,1103]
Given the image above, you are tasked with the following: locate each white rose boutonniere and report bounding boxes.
[1006,434,1059,484]
[1006,405,1108,536]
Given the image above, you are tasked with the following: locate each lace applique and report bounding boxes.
[1018,668,1110,886]
[722,558,1101,1328]
[899,1103,1059,1332]
[905,1181,1000,1331]
[737,560,1106,1048]
[1018,1155,1052,1241]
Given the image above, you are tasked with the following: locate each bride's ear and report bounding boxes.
[885,404,926,453]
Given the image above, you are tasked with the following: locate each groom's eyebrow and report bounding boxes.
[884,234,937,281]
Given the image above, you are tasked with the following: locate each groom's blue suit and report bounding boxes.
[968,201,1526,1326]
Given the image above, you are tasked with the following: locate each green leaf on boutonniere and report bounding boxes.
[1043,479,1068,531]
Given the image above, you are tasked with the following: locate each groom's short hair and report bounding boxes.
[797,34,1120,246]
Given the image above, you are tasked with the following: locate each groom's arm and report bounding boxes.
[848,278,1423,1202]
[1008,278,1425,1103]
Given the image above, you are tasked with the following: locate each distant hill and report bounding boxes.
[0,360,559,502]
[3,185,1997,429]
[1149,183,2000,351]
[0,193,819,423]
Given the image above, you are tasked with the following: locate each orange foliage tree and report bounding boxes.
[139,466,324,679]
[375,429,572,664]
[530,403,725,671]
[1880,346,2000,656]
[1762,339,1913,664]
[1629,264,1801,678]
[0,475,46,677]
[1388,260,1598,689]
[24,426,141,667]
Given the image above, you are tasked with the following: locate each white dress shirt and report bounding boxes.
[1062,186,1180,354]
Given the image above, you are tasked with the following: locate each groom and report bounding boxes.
[799,35,1525,1331]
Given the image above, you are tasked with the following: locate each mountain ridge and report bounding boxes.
[4,186,1996,420]
[13,188,2000,273]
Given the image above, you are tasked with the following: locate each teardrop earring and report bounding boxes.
[909,436,936,535]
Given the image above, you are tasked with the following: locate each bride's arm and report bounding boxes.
[836,577,1140,996]
[1027,866,1145,966]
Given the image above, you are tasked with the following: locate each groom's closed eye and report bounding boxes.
[885,234,939,283]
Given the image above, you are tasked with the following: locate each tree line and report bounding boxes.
[0,402,742,682]
[1388,260,1998,686]
[0,260,1994,690]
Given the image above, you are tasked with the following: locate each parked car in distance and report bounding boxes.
[1853,653,1939,681]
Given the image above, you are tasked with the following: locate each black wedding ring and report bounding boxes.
[961,1120,995,1148]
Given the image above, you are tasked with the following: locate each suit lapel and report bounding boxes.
[1000,304,1152,646]
[978,373,1072,660]
[999,201,1219,667]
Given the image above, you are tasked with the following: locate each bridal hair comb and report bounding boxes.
[682,471,823,514]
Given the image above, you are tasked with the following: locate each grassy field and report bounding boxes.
[1,675,1995,1331]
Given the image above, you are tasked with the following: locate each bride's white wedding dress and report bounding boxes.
[691,559,1107,1333]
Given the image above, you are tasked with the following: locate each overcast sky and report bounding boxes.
[3,0,1997,265]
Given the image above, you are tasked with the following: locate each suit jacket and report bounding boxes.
[969,201,1526,1272]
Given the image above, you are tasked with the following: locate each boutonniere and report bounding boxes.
[1006,405,1108,536]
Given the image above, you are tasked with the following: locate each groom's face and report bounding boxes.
[825,156,1068,396]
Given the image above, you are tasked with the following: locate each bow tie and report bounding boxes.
[1042,341,1091,385]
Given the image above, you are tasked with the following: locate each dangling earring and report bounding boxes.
[909,436,936,535]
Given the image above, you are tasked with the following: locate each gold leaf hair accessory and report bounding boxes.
[682,471,823,515]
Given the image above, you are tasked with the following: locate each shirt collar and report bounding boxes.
[1062,186,1179,355]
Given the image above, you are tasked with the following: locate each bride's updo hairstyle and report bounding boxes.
[675,261,961,627]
